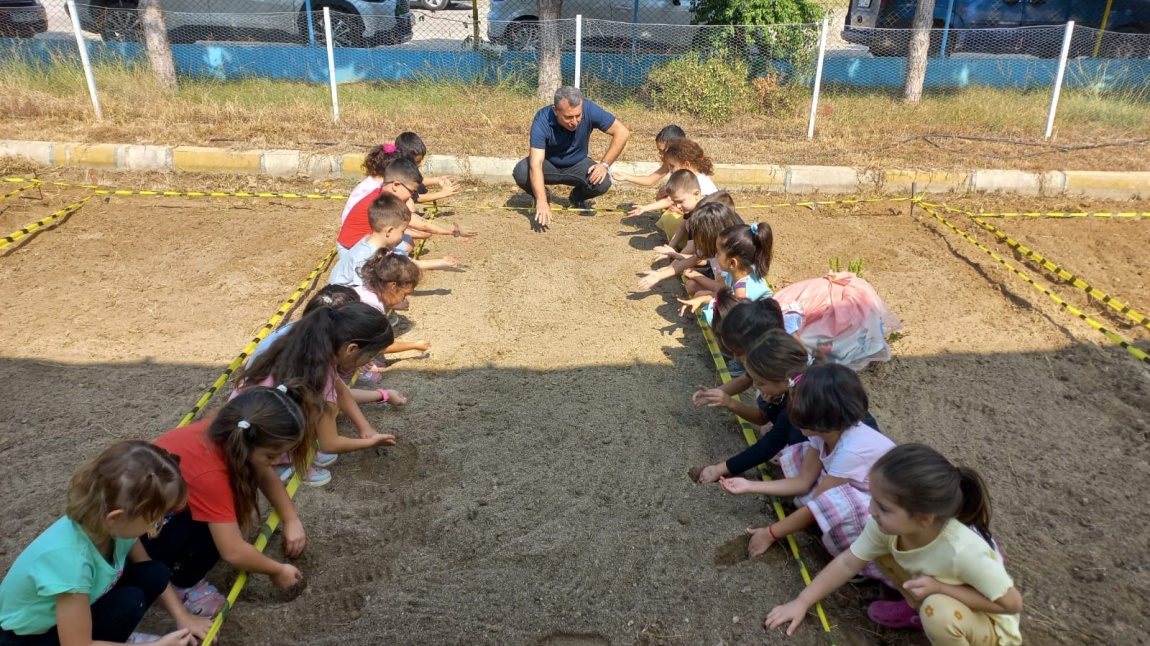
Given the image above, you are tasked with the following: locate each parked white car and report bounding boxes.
[488,0,693,52]
[73,0,413,47]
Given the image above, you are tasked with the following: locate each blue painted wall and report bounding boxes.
[3,38,1148,92]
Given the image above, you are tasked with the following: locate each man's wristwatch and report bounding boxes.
[599,161,611,171]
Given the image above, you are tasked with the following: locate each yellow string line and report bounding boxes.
[918,205,1149,366]
[690,293,837,644]
[202,204,440,644]
[967,212,1150,219]
[0,195,92,250]
[967,216,1150,332]
[0,181,40,201]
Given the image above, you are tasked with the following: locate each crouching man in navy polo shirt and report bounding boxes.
[512,86,631,228]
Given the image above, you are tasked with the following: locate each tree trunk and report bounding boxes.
[139,0,177,91]
[902,0,936,104]
[536,0,562,103]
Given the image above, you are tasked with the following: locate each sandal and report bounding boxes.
[127,634,160,644]
[867,599,922,630]
[177,580,226,618]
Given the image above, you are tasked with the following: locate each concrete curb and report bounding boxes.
[2,139,1147,200]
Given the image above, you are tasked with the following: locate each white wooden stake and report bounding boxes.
[1045,20,1074,140]
[66,0,102,120]
[574,14,582,89]
[807,16,828,140]
[323,6,340,124]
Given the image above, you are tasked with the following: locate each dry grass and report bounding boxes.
[2,55,1149,172]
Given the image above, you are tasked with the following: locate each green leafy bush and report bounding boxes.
[646,54,755,125]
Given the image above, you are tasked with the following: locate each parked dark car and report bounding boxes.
[0,0,47,38]
[843,0,1150,58]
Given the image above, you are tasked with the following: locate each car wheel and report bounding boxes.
[96,0,141,42]
[420,0,450,11]
[302,7,365,48]
[506,20,539,52]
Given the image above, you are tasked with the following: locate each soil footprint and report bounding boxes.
[537,632,611,646]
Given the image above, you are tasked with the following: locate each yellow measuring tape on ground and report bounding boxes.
[918,204,1149,366]
[966,216,1150,333]
[0,195,92,251]
[690,297,838,644]
[0,180,40,201]
[970,212,1150,219]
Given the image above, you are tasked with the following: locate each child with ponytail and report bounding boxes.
[767,444,1022,646]
[636,201,743,292]
[691,330,882,486]
[144,387,309,624]
[719,364,894,567]
[235,302,398,485]
[0,441,194,646]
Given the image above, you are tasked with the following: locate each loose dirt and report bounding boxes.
[1,164,1148,645]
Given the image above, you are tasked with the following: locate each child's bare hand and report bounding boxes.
[694,387,731,409]
[691,384,717,406]
[904,575,943,600]
[626,204,648,217]
[636,270,662,291]
[440,178,460,196]
[411,339,431,352]
[765,599,811,635]
[677,295,711,317]
[372,433,398,448]
[281,518,306,558]
[746,526,776,558]
[436,256,460,269]
[271,564,303,588]
[393,298,411,311]
[155,629,194,646]
[357,425,380,439]
[452,222,478,238]
[653,244,677,257]
[696,464,724,483]
[683,268,702,280]
[719,476,753,495]
[383,389,408,405]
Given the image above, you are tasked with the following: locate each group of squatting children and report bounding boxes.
[0,133,473,646]
[621,127,1024,644]
[0,128,1025,646]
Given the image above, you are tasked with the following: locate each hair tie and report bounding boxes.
[382,143,397,154]
[237,420,251,430]
[788,373,803,389]
[806,351,814,366]
[750,223,758,233]
[275,384,288,394]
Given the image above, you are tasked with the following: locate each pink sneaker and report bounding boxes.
[868,599,922,630]
[356,367,383,384]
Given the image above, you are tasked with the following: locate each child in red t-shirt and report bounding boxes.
[143,386,309,620]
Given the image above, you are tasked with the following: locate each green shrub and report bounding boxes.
[646,54,755,125]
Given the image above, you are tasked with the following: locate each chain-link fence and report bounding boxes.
[1,0,1148,138]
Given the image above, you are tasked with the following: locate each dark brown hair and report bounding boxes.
[665,168,701,196]
[707,286,742,336]
[656,125,686,143]
[718,222,774,279]
[301,285,360,317]
[206,386,306,532]
[871,444,995,545]
[689,202,744,258]
[787,364,868,434]
[744,329,822,383]
[368,193,412,232]
[716,297,785,356]
[700,190,735,209]
[394,131,427,161]
[67,441,187,543]
[360,250,422,298]
[662,139,714,175]
[236,303,393,446]
[383,157,423,186]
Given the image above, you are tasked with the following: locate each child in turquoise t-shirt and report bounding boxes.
[0,441,198,646]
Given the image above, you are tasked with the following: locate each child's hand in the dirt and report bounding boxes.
[746,526,776,558]
[765,599,811,635]
[693,387,732,409]
[696,464,725,484]
[383,389,408,405]
[371,433,398,448]
[626,204,648,217]
[271,563,303,588]
[637,270,664,290]
[411,339,431,352]
[452,222,477,237]
[719,476,753,495]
